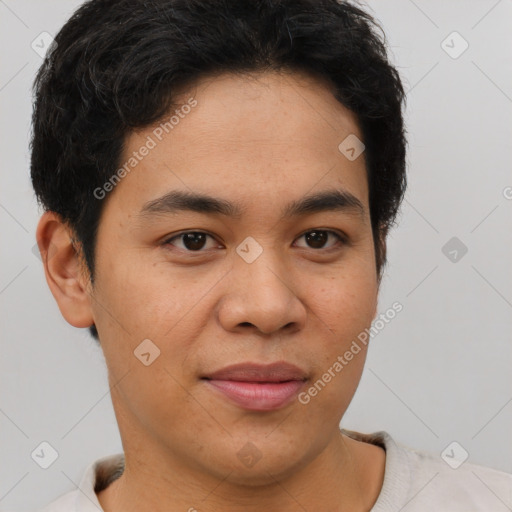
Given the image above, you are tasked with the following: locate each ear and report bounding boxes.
[35,211,95,328]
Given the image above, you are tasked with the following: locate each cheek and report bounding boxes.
[312,265,377,339]
[92,252,201,339]
[92,261,205,429]
[302,274,375,422]
[90,253,229,388]
[304,259,377,387]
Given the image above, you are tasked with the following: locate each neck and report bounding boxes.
[97,431,385,512]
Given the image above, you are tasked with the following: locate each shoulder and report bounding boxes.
[342,429,512,511]
[385,433,512,511]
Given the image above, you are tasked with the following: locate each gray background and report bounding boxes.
[1,0,511,510]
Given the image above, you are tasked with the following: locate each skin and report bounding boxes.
[37,69,386,512]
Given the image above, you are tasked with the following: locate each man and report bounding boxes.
[31,0,511,510]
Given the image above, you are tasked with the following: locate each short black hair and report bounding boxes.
[30,0,407,342]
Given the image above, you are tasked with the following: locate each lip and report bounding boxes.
[202,362,307,411]
[203,361,307,382]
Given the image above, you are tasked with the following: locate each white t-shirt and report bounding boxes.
[38,430,512,511]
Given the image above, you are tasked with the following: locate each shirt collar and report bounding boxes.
[74,453,125,512]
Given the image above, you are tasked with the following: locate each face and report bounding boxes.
[72,70,380,484]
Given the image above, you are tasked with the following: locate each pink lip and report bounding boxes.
[202,362,307,411]
[204,380,305,411]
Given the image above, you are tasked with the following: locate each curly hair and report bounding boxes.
[30,0,407,341]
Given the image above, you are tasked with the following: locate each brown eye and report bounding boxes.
[295,230,344,250]
[164,231,218,251]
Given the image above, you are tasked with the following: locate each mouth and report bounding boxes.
[201,361,308,411]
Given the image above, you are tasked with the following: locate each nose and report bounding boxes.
[216,250,307,336]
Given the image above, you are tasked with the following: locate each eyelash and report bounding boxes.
[162,229,347,254]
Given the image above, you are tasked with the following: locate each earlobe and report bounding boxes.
[35,212,95,328]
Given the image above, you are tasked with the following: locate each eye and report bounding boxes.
[294,229,345,250]
[162,228,346,254]
[163,231,220,252]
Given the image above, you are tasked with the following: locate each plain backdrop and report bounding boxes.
[1,0,511,510]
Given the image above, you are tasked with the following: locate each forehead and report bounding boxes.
[106,70,369,220]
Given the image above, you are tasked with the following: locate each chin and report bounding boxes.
[205,441,314,487]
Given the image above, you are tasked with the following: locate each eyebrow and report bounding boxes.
[139,189,366,221]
